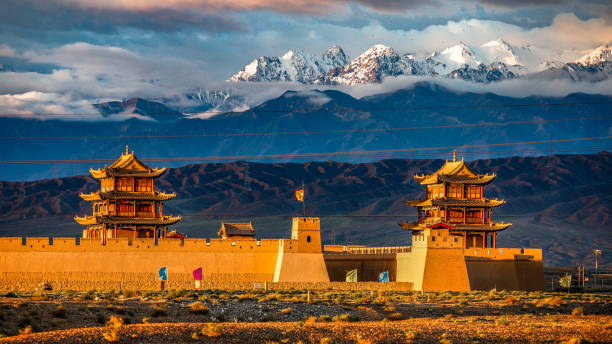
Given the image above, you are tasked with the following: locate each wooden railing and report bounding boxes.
[347,246,412,254]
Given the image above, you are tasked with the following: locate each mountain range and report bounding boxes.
[228,41,611,85]
[0,153,609,268]
[2,82,611,182]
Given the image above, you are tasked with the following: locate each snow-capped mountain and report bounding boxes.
[316,45,437,85]
[228,40,612,85]
[228,45,350,83]
[527,44,612,82]
[575,44,611,66]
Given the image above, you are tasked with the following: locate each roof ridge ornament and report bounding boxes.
[125,143,129,155]
[453,151,457,162]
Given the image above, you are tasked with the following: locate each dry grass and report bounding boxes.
[106,315,124,328]
[382,305,396,312]
[202,323,222,338]
[572,307,584,316]
[388,312,404,321]
[18,326,33,335]
[101,328,119,342]
[405,330,420,344]
[188,301,209,314]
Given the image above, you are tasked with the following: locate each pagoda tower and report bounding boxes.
[400,152,511,249]
[75,145,181,242]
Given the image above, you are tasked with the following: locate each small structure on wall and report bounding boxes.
[74,144,181,242]
[400,151,511,248]
[218,222,256,239]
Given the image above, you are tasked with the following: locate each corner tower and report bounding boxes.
[399,153,510,249]
[291,217,322,253]
[74,145,181,242]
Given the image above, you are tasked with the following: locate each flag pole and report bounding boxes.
[302,178,306,218]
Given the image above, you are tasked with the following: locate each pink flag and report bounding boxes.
[193,267,202,281]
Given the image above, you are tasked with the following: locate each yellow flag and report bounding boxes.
[346,269,358,282]
[295,188,304,202]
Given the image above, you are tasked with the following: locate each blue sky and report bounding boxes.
[0,0,611,115]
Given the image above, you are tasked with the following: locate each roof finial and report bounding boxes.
[125,143,129,155]
[452,151,456,162]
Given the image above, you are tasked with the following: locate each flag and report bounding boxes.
[158,267,168,281]
[346,269,358,282]
[378,271,389,282]
[193,267,202,281]
[559,274,572,288]
[295,188,304,202]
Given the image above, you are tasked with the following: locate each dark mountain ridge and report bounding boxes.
[0,153,610,268]
[1,82,611,181]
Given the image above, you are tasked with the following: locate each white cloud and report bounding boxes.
[0,91,97,118]
[0,44,17,57]
[0,42,210,100]
[0,12,611,118]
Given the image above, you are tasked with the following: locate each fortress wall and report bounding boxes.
[421,247,471,291]
[0,237,310,290]
[323,253,396,282]
[0,271,412,291]
[274,252,330,282]
[512,259,544,291]
[464,248,544,291]
[396,249,427,290]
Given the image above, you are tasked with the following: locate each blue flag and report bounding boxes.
[378,271,389,282]
[158,267,168,281]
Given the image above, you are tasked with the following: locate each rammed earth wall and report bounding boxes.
[0,236,331,290]
[0,272,413,292]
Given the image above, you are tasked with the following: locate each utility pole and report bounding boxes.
[593,249,602,288]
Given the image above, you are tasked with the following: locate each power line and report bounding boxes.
[0,136,609,165]
[2,115,610,141]
[3,100,611,116]
[0,213,588,219]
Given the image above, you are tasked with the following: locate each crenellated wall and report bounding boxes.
[0,233,544,291]
[0,233,330,291]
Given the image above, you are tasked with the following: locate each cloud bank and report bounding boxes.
[0,12,611,118]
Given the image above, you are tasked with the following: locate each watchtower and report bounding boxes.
[291,217,322,253]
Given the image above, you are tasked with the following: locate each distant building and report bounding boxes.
[74,145,181,242]
[400,151,511,248]
[218,222,256,239]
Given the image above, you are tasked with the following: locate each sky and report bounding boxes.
[0,0,611,115]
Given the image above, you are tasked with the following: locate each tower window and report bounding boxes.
[467,185,482,199]
[307,235,311,243]
[448,184,462,198]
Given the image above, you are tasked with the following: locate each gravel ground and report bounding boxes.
[1,315,611,344]
[0,290,610,343]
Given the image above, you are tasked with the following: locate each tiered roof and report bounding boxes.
[74,215,182,226]
[89,144,166,179]
[406,198,506,208]
[79,191,176,201]
[399,220,511,232]
[218,222,256,238]
[402,152,511,233]
[414,154,495,185]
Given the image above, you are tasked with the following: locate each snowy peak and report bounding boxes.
[576,44,611,65]
[228,41,612,85]
[479,39,522,66]
[228,46,349,83]
[316,44,405,85]
[322,45,350,67]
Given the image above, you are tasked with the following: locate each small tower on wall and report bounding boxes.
[399,152,511,249]
[291,217,322,253]
[74,145,181,242]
